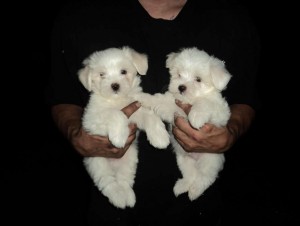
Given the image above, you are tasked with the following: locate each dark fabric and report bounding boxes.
[46,0,260,225]
[47,0,260,109]
[87,179,222,226]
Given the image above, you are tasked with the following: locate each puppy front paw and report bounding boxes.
[188,109,208,129]
[109,131,129,148]
[175,107,187,119]
[146,124,170,149]
[108,125,129,148]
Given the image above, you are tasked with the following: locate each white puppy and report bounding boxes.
[78,46,170,209]
[137,47,231,201]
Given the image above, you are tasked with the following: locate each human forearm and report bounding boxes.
[226,104,256,144]
[51,104,84,141]
[173,103,256,153]
[51,102,140,158]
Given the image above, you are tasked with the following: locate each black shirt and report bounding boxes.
[49,0,260,108]
[47,0,260,224]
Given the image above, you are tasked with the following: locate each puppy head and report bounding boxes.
[166,47,231,101]
[78,46,148,98]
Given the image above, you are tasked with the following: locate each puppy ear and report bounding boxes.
[78,66,92,91]
[166,52,177,69]
[209,57,232,91]
[122,46,148,75]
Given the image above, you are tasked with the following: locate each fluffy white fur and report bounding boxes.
[78,46,170,209]
[137,47,231,201]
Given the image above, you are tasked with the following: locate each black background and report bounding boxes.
[4,0,298,225]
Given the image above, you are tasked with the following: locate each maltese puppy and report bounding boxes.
[78,46,170,208]
[137,47,231,201]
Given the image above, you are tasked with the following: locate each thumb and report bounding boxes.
[121,101,141,118]
[175,99,192,115]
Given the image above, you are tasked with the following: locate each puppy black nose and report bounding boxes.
[178,85,186,93]
[111,83,120,91]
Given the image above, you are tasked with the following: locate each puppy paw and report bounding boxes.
[102,182,128,209]
[187,182,205,201]
[125,186,136,207]
[108,126,129,148]
[175,107,187,118]
[152,105,174,123]
[132,93,153,109]
[188,109,208,129]
[188,175,217,201]
[146,126,170,149]
[117,181,136,207]
[173,178,191,197]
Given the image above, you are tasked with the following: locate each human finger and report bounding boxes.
[128,123,138,135]
[121,101,141,118]
[174,115,195,136]
[175,99,192,115]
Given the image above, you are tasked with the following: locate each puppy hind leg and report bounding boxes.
[102,181,128,209]
[173,152,197,197]
[188,172,218,201]
[117,181,136,208]
[100,159,137,210]
[114,145,138,188]
[84,157,115,189]
[188,153,225,201]
[84,157,128,208]
[115,145,138,207]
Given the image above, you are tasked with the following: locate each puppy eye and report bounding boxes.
[121,69,127,75]
[99,72,105,77]
[196,76,201,82]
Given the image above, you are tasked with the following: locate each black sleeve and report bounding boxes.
[221,4,261,111]
[45,2,89,108]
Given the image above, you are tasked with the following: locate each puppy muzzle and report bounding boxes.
[178,85,186,94]
[111,83,120,92]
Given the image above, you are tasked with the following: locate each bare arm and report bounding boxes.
[172,103,255,153]
[51,102,140,158]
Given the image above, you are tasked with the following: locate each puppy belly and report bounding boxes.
[171,138,225,200]
[84,143,138,208]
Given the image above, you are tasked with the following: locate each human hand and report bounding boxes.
[172,100,235,153]
[71,102,141,158]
